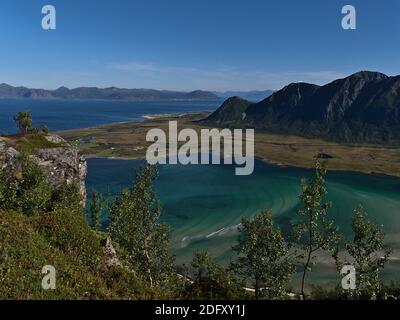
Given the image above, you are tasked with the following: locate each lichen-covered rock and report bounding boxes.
[0,143,21,175]
[102,238,122,270]
[33,146,87,206]
[44,134,67,144]
[0,135,87,206]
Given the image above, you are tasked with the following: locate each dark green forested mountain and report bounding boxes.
[0,84,219,101]
[202,71,400,145]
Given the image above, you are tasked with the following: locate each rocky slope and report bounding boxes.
[201,71,400,145]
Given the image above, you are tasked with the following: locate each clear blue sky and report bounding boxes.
[0,0,399,91]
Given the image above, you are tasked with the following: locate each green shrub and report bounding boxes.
[0,210,151,300]
[36,210,103,268]
[184,251,247,300]
[19,134,64,155]
[50,182,83,214]
[17,156,53,215]
[0,211,110,299]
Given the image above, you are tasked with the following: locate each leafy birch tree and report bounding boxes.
[231,210,295,299]
[334,206,392,299]
[108,164,174,288]
[293,161,340,299]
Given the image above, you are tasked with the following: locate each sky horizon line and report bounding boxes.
[2,0,400,91]
[1,69,397,93]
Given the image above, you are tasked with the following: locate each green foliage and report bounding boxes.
[35,210,103,268]
[109,164,175,288]
[0,156,83,217]
[231,210,295,299]
[13,111,33,134]
[50,182,83,214]
[1,147,398,300]
[0,210,150,300]
[0,169,18,210]
[18,134,64,155]
[89,188,104,230]
[16,156,53,215]
[334,207,392,300]
[292,160,340,299]
[184,251,246,300]
[41,125,49,134]
[309,285,342,300]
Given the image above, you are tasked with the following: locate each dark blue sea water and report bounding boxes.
[0,99,221,134]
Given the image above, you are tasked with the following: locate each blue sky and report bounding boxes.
[0,0,399,91]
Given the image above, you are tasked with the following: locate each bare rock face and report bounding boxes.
[0,139,21,175]
[0,135,87,206]
[44,134,67,144]
[33,146,87,206]
[102,238,122,270]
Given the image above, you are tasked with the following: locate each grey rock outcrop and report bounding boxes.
[0,134,87,206]
[102,238,122,270]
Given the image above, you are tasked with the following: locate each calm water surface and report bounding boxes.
[86,158,400,286]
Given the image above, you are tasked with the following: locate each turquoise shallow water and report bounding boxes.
[86,158,400,286]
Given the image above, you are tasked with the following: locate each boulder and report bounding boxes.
[33,146,87,206]
[102,238,122,270]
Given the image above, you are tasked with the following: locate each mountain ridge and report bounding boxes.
[214,89,274,102]
[0,83,219,101]
[201,71,400,145]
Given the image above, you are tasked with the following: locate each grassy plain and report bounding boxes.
[59,112,400,177]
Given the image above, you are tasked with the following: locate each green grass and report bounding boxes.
[18,134,66,155]
[0,210,152,300]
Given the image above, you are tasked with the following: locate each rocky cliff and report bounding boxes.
[0,134,87,206]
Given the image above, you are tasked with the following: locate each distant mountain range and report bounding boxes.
[214,90,274,102]
[0,83,219,101]
[202,71,400,145]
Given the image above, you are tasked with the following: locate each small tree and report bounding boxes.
[13,111,33,134]
[89,188,104,231]
[231,210,295,299]
[334,207,392,300]
[186,251,245,300]
[293,161,340,299]
[108,164,174,288]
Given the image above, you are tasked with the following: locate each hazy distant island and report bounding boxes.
[0,83,220,101]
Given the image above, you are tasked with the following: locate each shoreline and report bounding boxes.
[83,153,400,180]
[59,111,400,179]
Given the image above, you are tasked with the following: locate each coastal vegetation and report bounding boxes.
[0,154,396,299]
[0,112,398,300]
